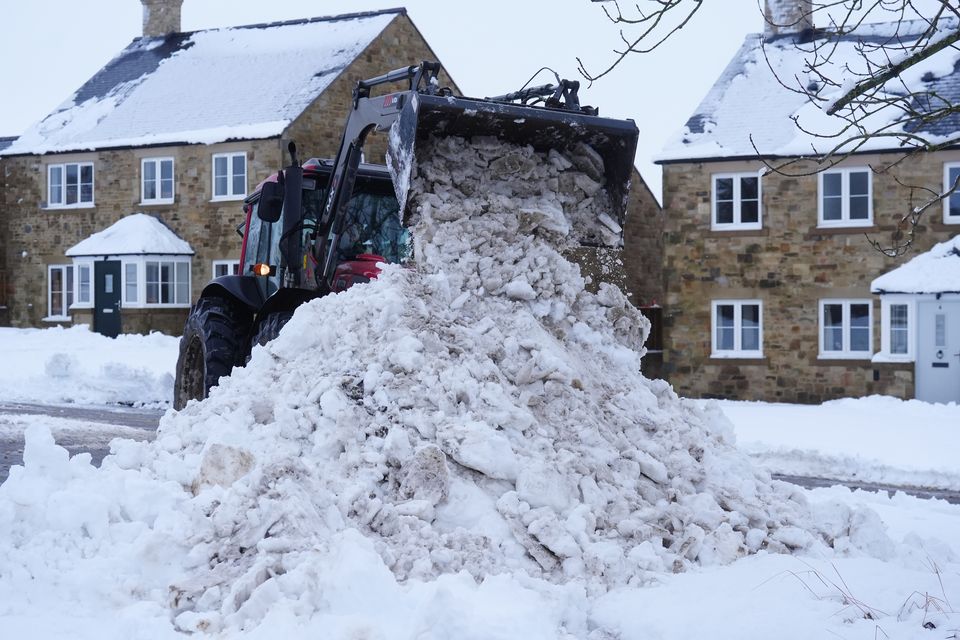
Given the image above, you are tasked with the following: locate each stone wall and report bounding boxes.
[661,151,960,402]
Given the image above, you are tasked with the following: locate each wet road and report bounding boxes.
[0,403,958,506]
[0,402,163,482]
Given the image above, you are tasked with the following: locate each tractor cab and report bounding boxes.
[240,158,408,301]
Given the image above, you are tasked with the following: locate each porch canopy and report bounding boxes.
[66,213,193,258]
[871,235,960,295]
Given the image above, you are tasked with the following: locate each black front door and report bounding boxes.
[94,260,122,338]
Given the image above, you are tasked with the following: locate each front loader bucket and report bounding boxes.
[388,93,639,247]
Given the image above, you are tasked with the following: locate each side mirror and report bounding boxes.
[258,180,284,223]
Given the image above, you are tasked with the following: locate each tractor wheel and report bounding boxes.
[174,296,251,410]
[250,310,294,350]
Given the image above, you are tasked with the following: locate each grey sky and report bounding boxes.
[0,1,766,201]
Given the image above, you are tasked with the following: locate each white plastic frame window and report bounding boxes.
[47,161,95,209]
[212,260,240,279]
[818,299,873,359]
[71,260,94,308]
[141,157,175,205]
[875,296,915,362]
[212,152,247,201]
[711,299,763,358]
[46,264,74,320]
[818,167,872,228]
[120,257,191,308]
[711,172,762,230]
[943,163,960,225]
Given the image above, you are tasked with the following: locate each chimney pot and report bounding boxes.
[142,0,183,38]
[764,0,813,39]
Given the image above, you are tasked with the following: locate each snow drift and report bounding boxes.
[0,137,888,636]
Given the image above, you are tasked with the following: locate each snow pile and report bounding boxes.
[0,137,895,636]
[0,325,176,407]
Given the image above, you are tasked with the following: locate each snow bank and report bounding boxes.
[0,137,901,636]
[0,325,176,407]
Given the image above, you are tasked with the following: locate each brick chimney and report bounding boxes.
[764,0,813,39]
[142,0,183,38]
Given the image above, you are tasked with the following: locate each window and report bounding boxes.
[711,300,763,358]
[819,168,871,227]
[47,265,74,319]
[712,173,761,230]
[75,262,92,306]
[124,262,139,304]
[145,260,191,306]
[943,163,960,224]
[212,260,240,278]
[819,299,872,358]
[212,152,246,200]
[47,162,94,208]
[142,157,175,204]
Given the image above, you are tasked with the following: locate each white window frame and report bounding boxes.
[212,152,247,201]
[711,172,762,231]
[818,299,874,359]
[212,259,240,279]
[942,162,960,225]
[118,256,192,309]
[123,261,140,305]
[47,161,95,209]
[818,167,872,228]
[46,264,74,321]
[141,157,175,205]
[874,296,916,362]
[711,299,764,358]
[71,260,93,308]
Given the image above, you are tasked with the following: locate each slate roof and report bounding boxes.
[659,18,960,163]
[0,137,16,152]
[66,213,194,257]
[2,9,404,157]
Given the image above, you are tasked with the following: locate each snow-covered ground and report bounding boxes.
[711,397,960,492]
[0,325,177,407]
[1,136,959,638]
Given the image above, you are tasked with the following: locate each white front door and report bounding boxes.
[916,300,960,403]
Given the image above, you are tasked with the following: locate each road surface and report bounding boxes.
[0,402,958,506]
[0,402,163,482]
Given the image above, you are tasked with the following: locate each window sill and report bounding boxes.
[123,304,191,310]
[814,221,875,231]
[872,353,914,364]
[139,200,175,207]
[42,315,71,323]
[45,203,95,211]
[210,195,245,203]
[708,226,767,237]
[816,353,873,362]
[710,353,764,361]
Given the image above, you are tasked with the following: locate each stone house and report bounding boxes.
[0,2,456,335]
[656,1,960,403]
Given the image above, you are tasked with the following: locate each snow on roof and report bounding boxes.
[66,213,193,257]
[871,234,960,294]
[658,18,960,163]
[2,10,401,156]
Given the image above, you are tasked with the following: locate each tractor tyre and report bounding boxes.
[174,296,251,410]
[250,310,294,351]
